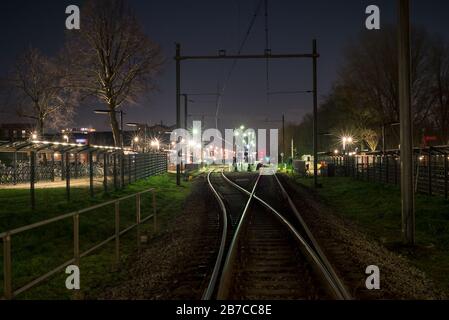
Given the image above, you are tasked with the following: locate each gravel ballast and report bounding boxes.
[99,176,220,300]
[279,175,445,300]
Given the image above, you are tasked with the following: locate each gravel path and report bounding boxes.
[278,175,445,300]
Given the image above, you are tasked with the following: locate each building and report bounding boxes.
[60,127,97,145]
[87,131,116,146]
[0,123,34,142]
[127,122,176,152]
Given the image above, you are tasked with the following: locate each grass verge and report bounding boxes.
[0,173,192,300]
[291,175,449,295]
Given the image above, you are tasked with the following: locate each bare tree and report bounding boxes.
[65,0,164,147]
[1,47,76,136]
[359,128,379,152]
[429,38,449,144]
[292,27,449,154]
[338,26,436,131]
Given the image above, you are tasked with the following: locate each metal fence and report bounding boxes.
[1,188,157,300]
[0,153,167,187]
[322,147,449,199]
[0,141,168,209]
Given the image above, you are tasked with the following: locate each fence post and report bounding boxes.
[150,154,155,176]
[134,155,137,181]
[153,190,157,233]
[349,156,352,177]
[385,156,389,184]
[372,156,375,182]
[3,233,12,300]
[113,153,118,191]
[347,156,350,177]
[114,201,120,266]
[379,156,383,182]
[445,154,448,200]
[73,214,80,267]
[428,151,432,196]
[395,157,399,185]
[373,156,377,183]
[51,152,55,182]
[128,154,132,184]
[74,153,79,179]
[366,157,368,181]
[30,151,36,210]
[13,152,17,185]
[89,151,94,198]
[73,213,80,300]
[360,156,365,180]
[367,156,370,182]
[378,156,382,182]
[136,193,141,251]
[66,152,71,202]
[353,157,356,177]
[136,193,141,223]
[103,153,108,193]
[61,152,65,181]
[120,152,125,189]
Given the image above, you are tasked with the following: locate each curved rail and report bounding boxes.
[219,170,351,300]
[216,173,262,299]
[273,174,351,300]
[202,170,229,300]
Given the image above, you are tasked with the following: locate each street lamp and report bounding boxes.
[151,139,160,150]
[133,136,140,152]
[127,122,149,152]
[342,136,354,155]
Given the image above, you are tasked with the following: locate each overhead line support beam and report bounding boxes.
[174,46,320,187]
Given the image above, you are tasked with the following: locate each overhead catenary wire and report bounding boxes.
[214,0,264,130]
[264,0,270,103]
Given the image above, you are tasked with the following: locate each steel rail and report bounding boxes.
[216,172,262,299]
[220,171,350,300]
[273,174,351,300]
[202,170,228,300]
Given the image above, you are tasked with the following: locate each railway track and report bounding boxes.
[203,169,351,300]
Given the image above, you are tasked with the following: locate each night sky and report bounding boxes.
[1,0,449,132]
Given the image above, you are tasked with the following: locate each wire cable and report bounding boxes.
[214,0,264,130]
[264,0,270,103]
